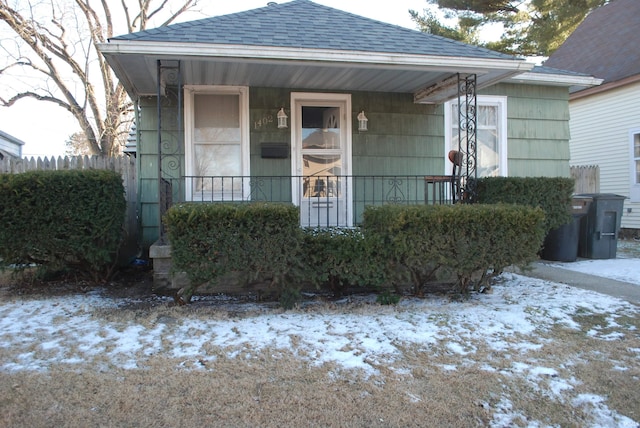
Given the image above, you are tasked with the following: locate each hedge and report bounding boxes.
[164,202,302,304]
[474,177,574,233]
[301,227,388,294]
[362,204,546,294]
[0,169,126,281]
[165,202,545,304]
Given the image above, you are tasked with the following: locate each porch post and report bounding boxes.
[456,73,478,203]
[156,60,163,241]
[156,60,183,242]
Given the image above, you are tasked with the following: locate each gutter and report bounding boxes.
[97,41,535,73]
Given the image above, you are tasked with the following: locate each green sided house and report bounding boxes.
[98,0,599,252]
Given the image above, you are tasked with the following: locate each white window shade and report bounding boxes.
[445,96,507,178]
[185,86,249,201]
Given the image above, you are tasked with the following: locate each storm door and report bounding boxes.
[291,93,352,227]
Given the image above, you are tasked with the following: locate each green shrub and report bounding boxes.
[474,177,574,232]
[362,204,545,294]
[279,285,302,310]
[0,170,126,281]
[301,227,387,294]
[164,202,302,304]
[376,289,401,305]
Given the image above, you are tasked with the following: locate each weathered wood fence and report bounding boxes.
[1,155,139,262]
[570,165,600,194]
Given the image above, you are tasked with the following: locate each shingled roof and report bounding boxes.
[111,0,514,60]
[99,1,602,101]
[544,0,640,85]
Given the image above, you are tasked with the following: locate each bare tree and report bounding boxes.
[0,0,197,156]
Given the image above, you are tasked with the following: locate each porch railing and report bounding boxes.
[176,175,459,227]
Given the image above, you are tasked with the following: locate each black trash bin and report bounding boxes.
[542,196,592,262]
[577,193,626,259]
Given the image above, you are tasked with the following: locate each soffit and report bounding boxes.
[100,43,532,104]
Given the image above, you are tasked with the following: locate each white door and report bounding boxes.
[291,93,352,227]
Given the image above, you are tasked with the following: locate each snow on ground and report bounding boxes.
[551,257,640,286]
[3,273,621,374]
[1,261,639,426]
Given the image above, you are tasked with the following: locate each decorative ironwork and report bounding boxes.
[385,178,406,203]
[156,60,183,240]
[456,73,478,203]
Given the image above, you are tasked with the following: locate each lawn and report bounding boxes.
[0,266,639,427]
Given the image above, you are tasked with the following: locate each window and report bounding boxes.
[185,86,250,201]
[445,96,507,177]
[630,129,640,202]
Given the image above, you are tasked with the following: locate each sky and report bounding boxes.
[0,0,435,158]
[1,257,639,426]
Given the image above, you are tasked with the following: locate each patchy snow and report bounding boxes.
[1,257,639,426]
[572,394,639,428]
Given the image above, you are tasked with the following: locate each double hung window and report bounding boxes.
[445,96,507,177]
[185,86,249,201]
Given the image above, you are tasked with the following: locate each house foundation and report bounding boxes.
[148,240,270,296]
[148,240,190,293]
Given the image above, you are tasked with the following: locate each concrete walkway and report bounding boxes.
[513,260,640,306]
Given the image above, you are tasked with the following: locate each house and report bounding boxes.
[98,0,599,251]
[545,0,640,234]
[0,130,25,160]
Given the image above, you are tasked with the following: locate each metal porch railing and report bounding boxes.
[171,175,459,227]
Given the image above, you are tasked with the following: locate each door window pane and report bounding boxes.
[302,154,342,176]
[302,106,341,149]
[302,154,342,198]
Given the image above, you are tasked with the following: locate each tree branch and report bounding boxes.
[1,0,196,155]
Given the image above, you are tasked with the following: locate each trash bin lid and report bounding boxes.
[570,195,592,215]
[576,193,627,200]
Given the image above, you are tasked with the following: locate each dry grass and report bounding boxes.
[0,355,497,427]
[0,299,638,427]
[1,260,639,427]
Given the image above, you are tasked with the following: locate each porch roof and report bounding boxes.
[99,0,538,104]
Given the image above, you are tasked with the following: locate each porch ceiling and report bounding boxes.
[99,42,534,104]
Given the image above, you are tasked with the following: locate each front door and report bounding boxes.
[291,93,352,227]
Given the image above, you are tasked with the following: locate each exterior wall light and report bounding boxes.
[277,107,288,129]
[357,111,368,131]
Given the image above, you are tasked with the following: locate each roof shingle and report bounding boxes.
[111,0,515,60]
[544,0,640,84]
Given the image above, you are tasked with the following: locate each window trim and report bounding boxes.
[184,85,250,201]
[444,95,508,177]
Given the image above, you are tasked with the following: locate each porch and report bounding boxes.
[166,174,461,228]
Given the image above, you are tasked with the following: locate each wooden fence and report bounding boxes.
[570,165,600,194]
[1,155,139,262]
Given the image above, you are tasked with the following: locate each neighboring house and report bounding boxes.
[0,130,25,160]
[98,0,598,250]
[545,0,640,232]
